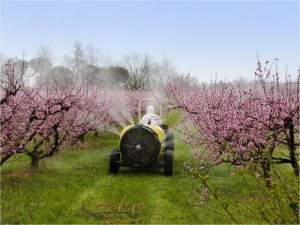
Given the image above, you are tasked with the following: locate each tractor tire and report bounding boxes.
[165,128,174,151]
[109,148,120,174]
[164,150,174,176]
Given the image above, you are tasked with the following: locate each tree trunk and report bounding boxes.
[31,156,40,168]
[285,117,299,177]
[94,130,99,138]
[79,134,85,143]
[1,154,13,165]
[261,162,271,188]
[288,123,299,176]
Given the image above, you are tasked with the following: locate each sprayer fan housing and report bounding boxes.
[120,125,161,166]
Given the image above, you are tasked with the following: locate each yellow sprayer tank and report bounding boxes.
[109,123,174,176]
[119,124,166,166]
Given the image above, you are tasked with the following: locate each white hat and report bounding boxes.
[146,105,154,114]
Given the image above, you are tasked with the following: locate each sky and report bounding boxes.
[1,0,299,82]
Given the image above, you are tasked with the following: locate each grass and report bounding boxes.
[0,134,222,224]
[1,110,298,224]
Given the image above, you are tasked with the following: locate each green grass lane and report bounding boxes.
[1,110,297,224]
[1,131,211,224]
[71,140,202,224]
[1,110,207,224]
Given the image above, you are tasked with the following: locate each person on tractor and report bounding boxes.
[139,105,162,126]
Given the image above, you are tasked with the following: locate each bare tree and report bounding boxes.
[30,57,52,76]
[151,57,178,89]
[0,52,8,75]
[37,45,54,62]
[64,41,86,75]
[122,53,152,91]
[44,66,74,87]
[85,44,104,67]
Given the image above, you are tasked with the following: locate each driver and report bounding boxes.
[140,105,162,126]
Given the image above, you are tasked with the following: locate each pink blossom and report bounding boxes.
[163,59,299,173]
[1,61,109,165]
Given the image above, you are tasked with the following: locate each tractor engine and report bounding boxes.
[119,124,165,167]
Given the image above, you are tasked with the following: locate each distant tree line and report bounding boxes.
[1,41,179,90]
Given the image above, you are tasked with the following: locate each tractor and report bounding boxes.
[109,98,174,176]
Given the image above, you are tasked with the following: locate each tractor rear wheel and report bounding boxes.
[164,150,174,176]
[165,128,174,151]
[109,148,120,174]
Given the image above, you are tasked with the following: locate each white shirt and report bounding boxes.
[140,113,162,126]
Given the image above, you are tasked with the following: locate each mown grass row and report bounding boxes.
[1,111,297,224]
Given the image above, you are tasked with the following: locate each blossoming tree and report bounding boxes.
[0,61,109,167]
[164,60,299,180]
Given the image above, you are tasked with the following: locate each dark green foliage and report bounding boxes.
[85,65,129,86]
[108,66,129,84]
